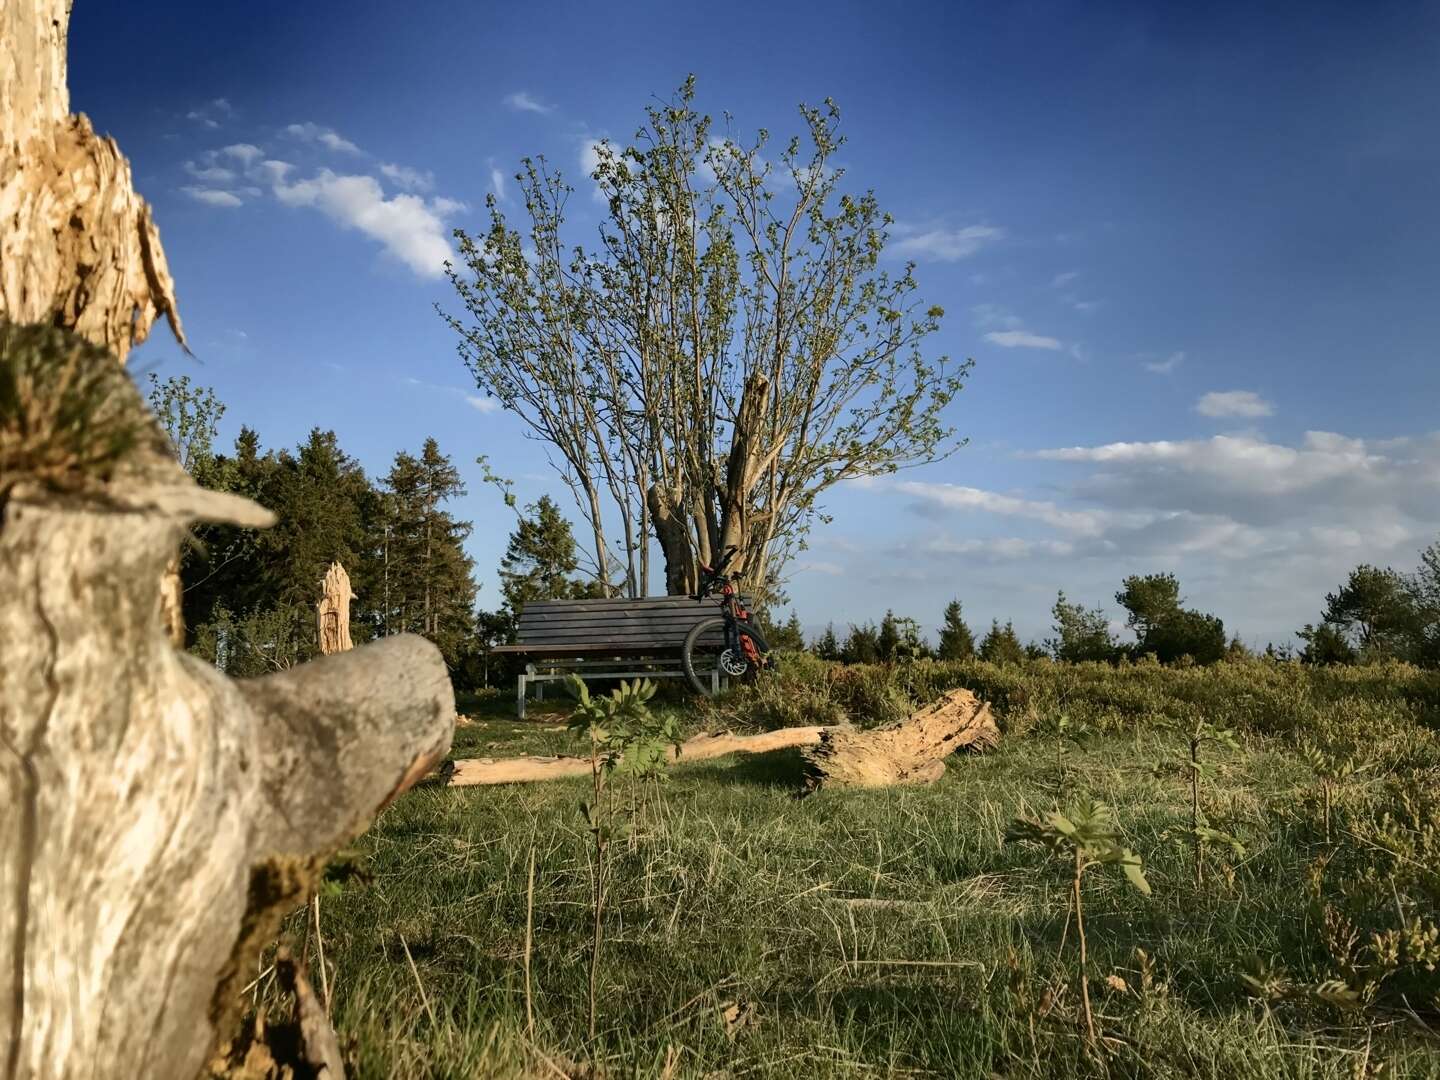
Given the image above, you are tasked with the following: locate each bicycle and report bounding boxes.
[680,545,773,696]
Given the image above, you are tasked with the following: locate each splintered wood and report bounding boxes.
[316,561,355,655]
[445,688,998,790]
[801,688,999,789]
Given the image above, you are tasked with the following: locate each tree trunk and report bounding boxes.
[0,7,455,1076]
[0,0,184,362]
[716,372,770,588]
[647,481,696,595]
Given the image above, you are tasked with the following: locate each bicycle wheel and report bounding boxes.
[681,618,769,696]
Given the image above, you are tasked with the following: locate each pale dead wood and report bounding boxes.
[0,0,184,361]
[0,8,454,1077]
[447,688,1000,790]
[447,725,830,786]
[802,688,999,789]
[316,561,355,656]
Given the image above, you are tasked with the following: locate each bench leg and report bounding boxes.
[711,667,720,695]
[535,679,545,703]
[517,672,527,720]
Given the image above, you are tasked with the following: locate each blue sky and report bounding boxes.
[73,1,1440,646]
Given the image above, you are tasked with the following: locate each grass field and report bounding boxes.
[285,659,1440,1078]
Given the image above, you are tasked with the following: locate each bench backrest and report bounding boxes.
[515,595,749,653]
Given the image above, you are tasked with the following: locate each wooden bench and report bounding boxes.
[491,595,741,718]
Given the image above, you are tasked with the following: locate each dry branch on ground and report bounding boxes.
[446,687,998,790]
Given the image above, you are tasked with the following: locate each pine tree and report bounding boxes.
[877,610,901,661]
[379,439,477,669]
[499,495,596,612]
[979,619,1026,665]
[813,623,841,661]
[936,599,975,660]
[841,622,881,664]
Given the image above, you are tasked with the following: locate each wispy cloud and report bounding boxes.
[490,166,507,201]
[504,91,555,115]
[379,162,434,192]
[404,377,503,413]
[185,98,233,129]
[184,161,235,183]
[285,122,362,154]
[1051,270,1080,287]
[891,223,1003,262]
[895,480,1112,536]
[182,186,243,208]
[1144,351,1185,375]
[985,329,1063,350]
[1196,390,1273,419]
[220,143,264,167]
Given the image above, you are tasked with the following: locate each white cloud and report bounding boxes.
[796,560,846,577]
[285,122,361,154]
[985,329,1063,350]
[182,186,243,208]
[220,143,264,166]
[252,159,293,185]
[490,166,507,200]
[1051,270,1080,287]
[891,224,1003,262]
[1145,351,1184,375]
[273,170,459,278]
[464,393,501,414]
[380,162,433,192]
[504,91,555,115]
[971,303,1022,330]
[895,481,1113,536]
[1196,390,1273,419]
[580,139,605,176]
[184,161,235,182]
[923,535,1077,560]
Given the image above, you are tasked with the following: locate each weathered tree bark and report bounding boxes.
[646,482,697,596]
[801,688,999,789]
[0,339,456,1077]
[1,0,185,361]
[0,7,455,1077]
[316,561,355,656]
[446,689,998,789]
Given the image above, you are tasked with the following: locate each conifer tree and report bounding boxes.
[936,599,976,660]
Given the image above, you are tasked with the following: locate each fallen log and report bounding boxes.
[802,688,999,789]
[448,726,829,786]
[446,688,999,789]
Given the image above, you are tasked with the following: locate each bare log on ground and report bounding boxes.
[448,725,830,786]
[802,688,998,789]
[0,306,454,1080]
[447,688,1000,789]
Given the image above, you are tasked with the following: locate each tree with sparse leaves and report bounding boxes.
[1048,591,1118,664]
[442,77,968,602]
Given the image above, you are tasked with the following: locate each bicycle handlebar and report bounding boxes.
[694,545,740,599]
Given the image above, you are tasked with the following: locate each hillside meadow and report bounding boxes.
[276,658,1440,1078]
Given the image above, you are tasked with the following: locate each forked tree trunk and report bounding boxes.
[0,6,456,1077]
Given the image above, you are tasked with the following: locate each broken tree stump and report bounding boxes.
[0,321,455,1080]
[802,688,998,789]
[317,561,355,656]
[445,688,998,789]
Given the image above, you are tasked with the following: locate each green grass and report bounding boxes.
[280,662,1440,1078]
